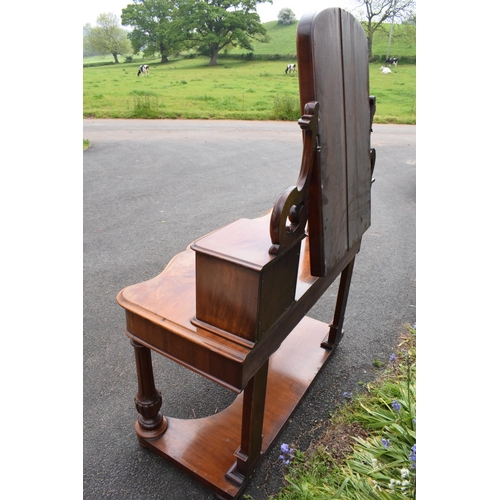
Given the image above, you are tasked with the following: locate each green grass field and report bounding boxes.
[232,21,297,55]
[83,21,415,123]
[84,58,415,123]
[85,58,298,120]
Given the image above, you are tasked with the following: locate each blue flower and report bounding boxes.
[389,353,396,363]
[409,444,416,468]
[279,443,294,465]
[392,400,402,412]
[382,438,391,448]
[342,391,352,399]
[281,443,290,454]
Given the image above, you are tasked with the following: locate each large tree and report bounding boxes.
[351,0,416,57]
[84,13,132,63]
[277,8,296,25]
[122,0,184,63]
[177,0,271,66]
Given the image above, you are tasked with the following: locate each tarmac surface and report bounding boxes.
[83,119,416,499]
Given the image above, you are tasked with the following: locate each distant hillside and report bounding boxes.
[228,20,416,60]
[229,21,297,56]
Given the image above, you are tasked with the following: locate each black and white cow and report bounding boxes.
[385,57,398,66]
[285,63,297,74]
[137,64,149,76]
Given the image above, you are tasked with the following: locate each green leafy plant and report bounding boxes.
[272,94,301,121]
[272,325,416,499]
[129,89,158,96]
[131,95,161,118]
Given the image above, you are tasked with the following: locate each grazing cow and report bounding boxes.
[137,64,149,77]
[385,57,398,66]
[285,63,297,74]
[380,66,392,74]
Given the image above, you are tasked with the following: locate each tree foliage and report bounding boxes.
[121,0,184,63]
[84,13,132,63]
[352,0,416,57]
[121,0,271,66]
[83,23,95,57]
[277,7,296,25]
[178,0,271,66]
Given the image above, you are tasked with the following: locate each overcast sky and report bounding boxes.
[83,1,353,27]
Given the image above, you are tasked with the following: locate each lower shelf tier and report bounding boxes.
[137,315,334,499]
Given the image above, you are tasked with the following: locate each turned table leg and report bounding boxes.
[130,339,168,440]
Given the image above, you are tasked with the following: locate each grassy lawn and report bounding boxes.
[83,57,415,123]
[369,64,416,123]
[84,58,301,120]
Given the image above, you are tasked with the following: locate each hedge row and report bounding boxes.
[216,53,416,63]
[369,54,416,64]
[84,56,134,68]
[217,52,297,61]
[84,53,416,67]
[83,61,118,68]
[83,53,298,67]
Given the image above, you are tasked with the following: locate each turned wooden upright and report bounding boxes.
[117,8,376,499]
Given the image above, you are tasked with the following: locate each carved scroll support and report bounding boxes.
[269,101,320,255]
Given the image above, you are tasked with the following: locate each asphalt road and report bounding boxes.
[83,119,416,499]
